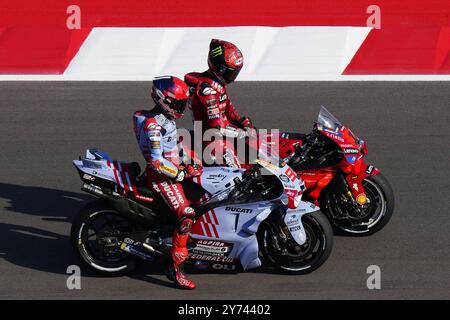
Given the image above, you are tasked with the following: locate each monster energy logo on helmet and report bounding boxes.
[210,46,223,57]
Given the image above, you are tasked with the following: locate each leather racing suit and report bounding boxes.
[185,71,250,168]
[133,108,197,288]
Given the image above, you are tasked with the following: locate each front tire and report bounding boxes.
[322,172,395,236]
[71,200,138,276]
[258,210,333,275]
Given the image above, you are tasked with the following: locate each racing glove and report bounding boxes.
[175,164,203,182]
[238,117,252,129]
[218,125,249,139]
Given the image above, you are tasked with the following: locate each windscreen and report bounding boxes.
[317,106,343,132]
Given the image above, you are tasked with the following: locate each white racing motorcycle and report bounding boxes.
[71,149,333,276]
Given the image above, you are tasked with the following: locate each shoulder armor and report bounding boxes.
[145,117,162,131]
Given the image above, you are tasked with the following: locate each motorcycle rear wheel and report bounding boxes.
[71,200,138,276]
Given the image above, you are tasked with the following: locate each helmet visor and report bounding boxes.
[167,97,187,115]
[222,67,241,83]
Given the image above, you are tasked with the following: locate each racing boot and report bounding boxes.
[166,232,196,290]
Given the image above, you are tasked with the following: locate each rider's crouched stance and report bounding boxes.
[133,76,202,289]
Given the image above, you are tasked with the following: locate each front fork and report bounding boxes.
[342,162,380,205]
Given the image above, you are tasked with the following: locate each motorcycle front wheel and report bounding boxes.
[322,172,395,236]
[257,210,333,275]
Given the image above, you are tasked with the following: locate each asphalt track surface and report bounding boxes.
[0,81,449,299]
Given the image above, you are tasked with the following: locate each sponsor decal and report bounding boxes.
[189,254,234,263]
[212,263,236,271]
[81,160,102,169]
[278,174,290,183]
[323,128,342,135]
[202,87,217,96]
[352,183,359,192]
[219,94,227,102]
[356,193,367,205]
[324,131,344,142]
[289,226,302,232]
[122,244,153,260]
[285,167,297,182]
[82,173,95,181]
[344,148,359,154]
[206,98,217,105]
[365,165,375,174]
[207,173,227,184]
[208,173,226,179]
[222,153,236,167]
[346,155,357,164]
[286,217,300,226]
[161,181,185,208]
[225,207,253,213]
[159,164,177,176]
[135,194,153,203]
[146,122,161,130]
[193,243,231,255]
[210,46,223,57]
[196,240,226,246]
[207,108,219,115]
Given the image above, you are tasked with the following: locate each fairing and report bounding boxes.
[74,148,318,271]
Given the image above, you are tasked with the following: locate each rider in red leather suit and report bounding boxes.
[185,39,253,168]
[185,39,307,168]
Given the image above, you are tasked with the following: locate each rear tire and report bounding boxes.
[71,200,137,277]
[258,210,333,275]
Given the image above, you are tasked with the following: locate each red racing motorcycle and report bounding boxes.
[187,107,394,236]
[279,107,395,235]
